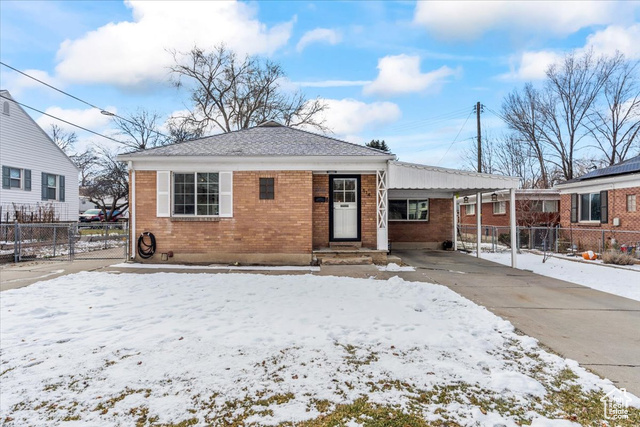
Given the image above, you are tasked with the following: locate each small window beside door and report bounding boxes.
[259,178,274,200]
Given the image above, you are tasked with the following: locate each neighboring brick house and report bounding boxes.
[556,155,640,233]
[459,189,561,227]
[119,121,519,265]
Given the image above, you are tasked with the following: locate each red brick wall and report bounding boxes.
[388,198,453,244]
[134,170,313,257]
[460,200,560,227]
[559,186,640,231]
[311,174,378,249]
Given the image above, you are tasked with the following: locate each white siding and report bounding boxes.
[0,91,79,221]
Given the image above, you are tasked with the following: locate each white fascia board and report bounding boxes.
[555,173,640,193]
[120,155,391,172]
[389,189,455,199]
[459,189,561,204]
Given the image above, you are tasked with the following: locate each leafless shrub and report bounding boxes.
[601,250,637,265]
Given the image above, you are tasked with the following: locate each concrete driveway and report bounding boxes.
[390,249,640,396]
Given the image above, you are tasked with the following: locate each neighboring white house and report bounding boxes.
[0,90,79,222]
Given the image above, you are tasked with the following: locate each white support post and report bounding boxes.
[129,162,136,260]
[476,192,482,258]
[376,170,388,251]
[452,194,458,251]
[510,187,517,268]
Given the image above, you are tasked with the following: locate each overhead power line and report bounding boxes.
[0,61,168,139]
[0,94,126,145]
[437,109,474,166]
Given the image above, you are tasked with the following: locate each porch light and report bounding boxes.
[463,196,469,203]
[491,193,498,202]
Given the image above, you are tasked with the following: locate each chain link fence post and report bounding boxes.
[13,221,20,263]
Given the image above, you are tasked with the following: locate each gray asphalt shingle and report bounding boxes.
[124,122,391,157]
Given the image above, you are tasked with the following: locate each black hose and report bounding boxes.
[137,232,156,259]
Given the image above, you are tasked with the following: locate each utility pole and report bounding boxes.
[475,101,483,173]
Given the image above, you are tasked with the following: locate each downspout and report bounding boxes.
[129,161,136,260]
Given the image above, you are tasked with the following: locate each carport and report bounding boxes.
[385,161,520,267]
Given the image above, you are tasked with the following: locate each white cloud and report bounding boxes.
[501,51,563,81]
[363,54,459,97]
[294,80,371,88]
[414,1,635,40]
[500,23,640,81]
[54,1,294,86]
[296,28,341,52]
[314,98,401,136]
[584,24,640,60]
[0,69,62,96]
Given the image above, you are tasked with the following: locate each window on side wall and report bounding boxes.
[579,193,601,222]
[9,167,21,188]
[493,201,506,214]
[628,194,637,212]
[389,199,429,221]
[259,178,274,200]
[173,172,219,216]
[466,204,475,215]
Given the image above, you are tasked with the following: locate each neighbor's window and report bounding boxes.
[173,172,219,216]
[580,193,601,222]
[389,199,429,221]
[532,200,559,213]
[46,174,57,200]
[9,167,21,188]
[466,204,475,215]
[493,201,506,214]
[628,194,637,212]
[260,178,274,200]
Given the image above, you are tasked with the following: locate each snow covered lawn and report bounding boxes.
[1,272,639,426]
[479,251,640,302]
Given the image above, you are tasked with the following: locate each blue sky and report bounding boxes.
[1,1,639,168]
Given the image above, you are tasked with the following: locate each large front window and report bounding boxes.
[389,199,429,221]
[580,193,601,222]
[174,173,219,216]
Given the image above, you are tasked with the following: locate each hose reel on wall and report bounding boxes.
[137,232,156,259]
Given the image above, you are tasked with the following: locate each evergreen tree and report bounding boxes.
[366,139,390,153]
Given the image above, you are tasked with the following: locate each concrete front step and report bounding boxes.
[320,256,373,265]
[329,241,362,249]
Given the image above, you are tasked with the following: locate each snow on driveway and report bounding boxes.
[479,251,640,302]
[0,272,636,425]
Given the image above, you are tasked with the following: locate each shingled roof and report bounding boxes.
[123,121,392,157]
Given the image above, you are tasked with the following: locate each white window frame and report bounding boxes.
[466,204,475,215]
[46,174,57,200]
[389,199,429,221]
[493,201,506,214]
[627,194,637,213]
[172,172,220,217]
[579,193,601,222]
[9,167,22,189]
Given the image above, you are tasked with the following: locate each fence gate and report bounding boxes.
[72,222,129,260]
[0,222,129,263]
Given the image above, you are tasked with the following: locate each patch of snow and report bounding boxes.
[376,263,415,271]
[478,251,640,302]
[1,272,637,425]
[110,263,320,271]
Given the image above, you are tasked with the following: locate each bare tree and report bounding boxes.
[114,109,165,151]
[536,50,617,181]
[164,115,205,143]
[49,124,77,154]
[494,134,542,189]
[463,131,496,174]
[70,148,99,187]
[170,45,327,133]
[501,84,549,187]
[83,148,129,221]
[586,56,640,165]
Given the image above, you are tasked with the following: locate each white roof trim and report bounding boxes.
[388,161,519,192]
[554,173,640,193]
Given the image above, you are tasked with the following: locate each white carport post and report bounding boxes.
[510,188,517,268]
[376,170,388,251]
[476,192,482,258]
[452,194,458,251]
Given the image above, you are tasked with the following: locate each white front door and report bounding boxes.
[332,178,358,239]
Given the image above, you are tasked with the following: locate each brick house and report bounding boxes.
[555,155,640,249]
[119,122,519,265]
[459,189,561,227]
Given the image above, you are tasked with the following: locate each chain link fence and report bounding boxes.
[458,224,640,258]
[0,222,129,263]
